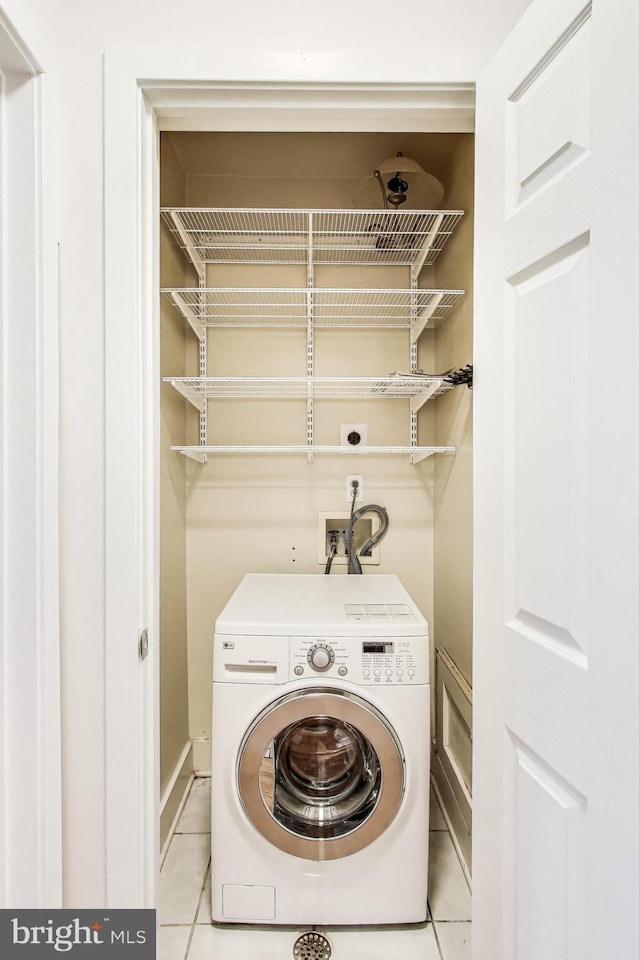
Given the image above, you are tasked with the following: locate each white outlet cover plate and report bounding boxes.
[346,475,364,502]
[340,423,368,447]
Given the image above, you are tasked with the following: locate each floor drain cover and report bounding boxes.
[293,930,332,960]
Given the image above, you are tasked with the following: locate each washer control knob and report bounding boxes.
[362,669,371,678]
[294,665,304,676]
[374,668,382,678]
[338,665,348,677]
[385,668,393,677]
[308,643,334,672]
[408,668,416,678]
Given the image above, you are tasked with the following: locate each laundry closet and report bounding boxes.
[158,131,474,869]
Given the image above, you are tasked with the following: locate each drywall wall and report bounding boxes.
[434,134,475,685]
[52,0,532,904]
[159,135,191,839]
[177,132,467,209]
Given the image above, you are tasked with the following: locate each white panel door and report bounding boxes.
[473,1,639,959]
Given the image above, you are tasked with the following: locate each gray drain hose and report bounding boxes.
[345,503,389,575]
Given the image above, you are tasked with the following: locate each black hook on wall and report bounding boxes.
[444,364,473,389]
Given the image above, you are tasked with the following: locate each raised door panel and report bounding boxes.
[509,17,591,210]
[505,234,589,661]
[509,738,587,960]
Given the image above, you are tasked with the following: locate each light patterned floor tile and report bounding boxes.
[434,921,472,960]
[196,866,212,924]
[157,924,192,960]
[159,833,210,925]
[176,777,211,834]
[427,832,472,921]
[187,923,441,960]
[328,923,441,959]
[186,923,302,960]
[161,776,473,955]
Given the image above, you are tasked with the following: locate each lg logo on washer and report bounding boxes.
[0,910,155,957]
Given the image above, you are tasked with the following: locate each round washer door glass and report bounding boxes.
[237,688,405,861]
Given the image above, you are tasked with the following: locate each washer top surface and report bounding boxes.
[215,573,427,638]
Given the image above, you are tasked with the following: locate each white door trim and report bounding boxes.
[0,3,60,908]
[103,45,474,906]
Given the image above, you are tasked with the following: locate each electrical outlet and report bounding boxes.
[340,423,368,448]
[346,475,364,503]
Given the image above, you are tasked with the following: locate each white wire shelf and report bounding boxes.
[162,287,465,337]
[160,208,464,272]
[171,444,456,465]
[165,375,454,408]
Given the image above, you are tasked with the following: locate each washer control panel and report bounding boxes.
[290,634,428,684]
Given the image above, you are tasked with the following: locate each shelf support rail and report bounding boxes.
[199,273,207,461]
[306,213,314,463]
[410,265,419,451]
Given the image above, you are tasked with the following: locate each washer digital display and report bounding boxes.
[362,641,394,654]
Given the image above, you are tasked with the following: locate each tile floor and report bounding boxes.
[159,777,471,960]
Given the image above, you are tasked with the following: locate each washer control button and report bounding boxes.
[374,668,382,678]
[362,669,371,678]
[307,643,335,672]
[293,665,304,676]
[385,668,393,677]
[408,668,416,678]
[338,665,348,677]
[396,669,404,677]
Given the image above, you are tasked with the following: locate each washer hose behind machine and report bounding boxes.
[345,501,389,575]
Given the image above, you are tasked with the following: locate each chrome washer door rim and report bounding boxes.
[237,688,405,861]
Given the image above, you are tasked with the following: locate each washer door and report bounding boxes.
[237,688,405,860]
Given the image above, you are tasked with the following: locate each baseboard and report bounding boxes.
[192,738,212,775]
[431,753,472,884]
[433,646,473,875]
[160,741,194,857]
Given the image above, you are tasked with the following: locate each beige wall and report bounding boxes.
[434,134,475,685]
[159,136,191,799]
[430,133,474,868]
[158,132,476,750]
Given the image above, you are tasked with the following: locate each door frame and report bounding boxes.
[0,2,60,907]
[103,46,474,907]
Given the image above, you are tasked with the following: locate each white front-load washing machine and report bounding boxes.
[211,573,430,926]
